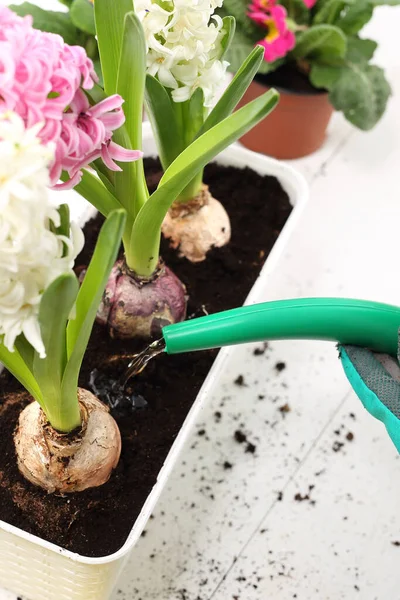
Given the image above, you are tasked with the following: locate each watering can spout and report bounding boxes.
[162,297,400,357]
[122,297,400,453]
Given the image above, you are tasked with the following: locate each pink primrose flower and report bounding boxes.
[0,6,142,190]
[248,2,295,63]
[303,0,317,7]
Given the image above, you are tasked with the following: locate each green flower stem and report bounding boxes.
[44,395,82,433]
[175,169,204,203]
[127,89,280,279]
[123,224,137,269]
[126,244,158,279]
[173,98,205,203]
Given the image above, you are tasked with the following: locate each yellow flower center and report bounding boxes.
[264,17,279,43]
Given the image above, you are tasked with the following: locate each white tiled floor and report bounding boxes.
[2,2,400,599]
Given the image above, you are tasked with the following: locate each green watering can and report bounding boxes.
[125,298,400,453]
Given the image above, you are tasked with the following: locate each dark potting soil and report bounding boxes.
[0,159,291,557]
[257,63,326,95]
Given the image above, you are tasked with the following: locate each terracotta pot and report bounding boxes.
[238,78,334,160]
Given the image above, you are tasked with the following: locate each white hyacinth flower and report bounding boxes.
[0,112,84,358]
[136,0,229,107]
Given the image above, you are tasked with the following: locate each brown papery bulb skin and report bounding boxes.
[97,259,187,339]
[14,389,121,494]
[162,184,231,263]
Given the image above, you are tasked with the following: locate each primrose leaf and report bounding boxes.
[220,0,249,24]
[70,0,96,35]
[10,2,79,45]
[281,0,311,23]
[346,36,377,62]
[313,0,350,25]
[310,63,342,89]
[368,0,400,4]
[329,63,391,130]
[334,0,373,34]
[293,24,347,62]
[310,34,378,90]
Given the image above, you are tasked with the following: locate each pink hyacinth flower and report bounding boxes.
[52,90,142,189]
[248,3,295,63]
[0,6,142,190]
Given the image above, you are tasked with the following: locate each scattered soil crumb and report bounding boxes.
[197,429,206,436]
[234,430,257,454]
[214,411,222,422]
[332,440,344,453]
[315,469,325,477]
[234,375,246,386]
[279,403,291,414]
[253,342,268,356]
[234,430,247,444]
[392,541,400,546]
[223,461,233,470]
[275,362,286,372]
[245,442,256,454]
[277,491,283,501]
[346,431,354,441]
[294,484,316,505]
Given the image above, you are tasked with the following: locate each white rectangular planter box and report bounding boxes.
[0,123,308,600]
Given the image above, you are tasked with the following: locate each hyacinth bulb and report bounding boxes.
[97,259,187,339]
[14,389,121,494]
[162,185,231,263]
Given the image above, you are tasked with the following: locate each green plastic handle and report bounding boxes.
[162,298,400,357]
